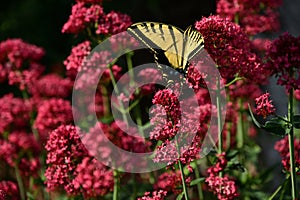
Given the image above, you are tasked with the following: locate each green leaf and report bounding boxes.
[189,178,205,186]
[293,115,300,129]
[263,117,288,136]
[226,149,239,160]
[227,161,246,172]
[248,104,288,136]
[176,192,184,200]
[248,104,263,128]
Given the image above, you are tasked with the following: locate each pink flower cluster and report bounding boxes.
[255,93,275,118]
[205,153,239,200]
[0,94,32,132]
[265,32,300,90]
[62,1,131,35]
[45,125,114,197]
[150,88,181,141]
[72,157,114,198]
[29,74,73,98]
[154,170,184,194]
[137,190,167,200]
[81,121,151,171]
[195,15,264,81]
[62,3,103,34]
[0,131,41,176]
[274,136,300,174]
[217,0,282,35]
[34,98,73,141]
[0,181,19,200]
[0,38,45,88]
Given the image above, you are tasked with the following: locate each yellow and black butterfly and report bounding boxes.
[127,22,204,80]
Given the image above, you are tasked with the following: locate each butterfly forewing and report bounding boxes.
[127,22,204,75]
[183,26,205,62]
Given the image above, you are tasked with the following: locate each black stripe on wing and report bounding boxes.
[127,23,160,54]
[184,26,204,61]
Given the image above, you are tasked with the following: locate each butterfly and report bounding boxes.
[127,22,204,80]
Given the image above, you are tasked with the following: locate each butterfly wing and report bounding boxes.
[181,26,205,72]
[127,22,185,70]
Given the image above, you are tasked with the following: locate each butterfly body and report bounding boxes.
[127,22,204,78]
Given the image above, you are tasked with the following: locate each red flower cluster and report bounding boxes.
[0,38,45,88]
[274,136,300,174]
[72,157,114,198]
[63,41,91,77]
[205,153,239,200]
[0,94,32,132]
[82,121,151,171]
[62,1,131,35]
[154,170,183,194]
[150,88,181,141]
[0,131,41,176]
[45,125,113,197]
[137,190,167,200]
[45,125,88,193]
[45,126,113,198]
[195,15,263,81]
[255,93,275,118]
[29,74,73,98]
[62,3,104,34]
[265,32,300,90]
[34,98,73,141]
[217,0,281,35]
[0,181,19,200]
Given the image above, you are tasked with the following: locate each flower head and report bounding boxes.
[195,15,263,81]
[137,190,167,200]
[206,174,239,200]
[255,93,275,118]
[216,0,281,35]
[265,32,300,90]
[0,181,19,200]
[72,157,114,198]
[154,170,183,194]
[96,11,131,35]
[62,3,104,34]
[274,136,300,174]
[45,125,88,193]
[34,98,73,141]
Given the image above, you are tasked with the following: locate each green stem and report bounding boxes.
[100,85,111,117]
[178,160,189,200]
[15,166,25,200]
[113,170,119,200]
[194,162,204,200]
[126,53,135,87]
[288,88,298,199]
[268,174,290,200]
[109,65,128,124]
[237,99,244,148]
[175,139,189,200]
[216,77,222,154]
[225,77,243,87]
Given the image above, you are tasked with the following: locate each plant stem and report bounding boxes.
[237,98,244,148]
[113,170,119,200]
[178,159,189,200]
[175,139,189,200]
[288,88,298,199]
[216,77,223,155]
[109,65,128,124]
[15,166,25,200]
[194,162,204,200]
